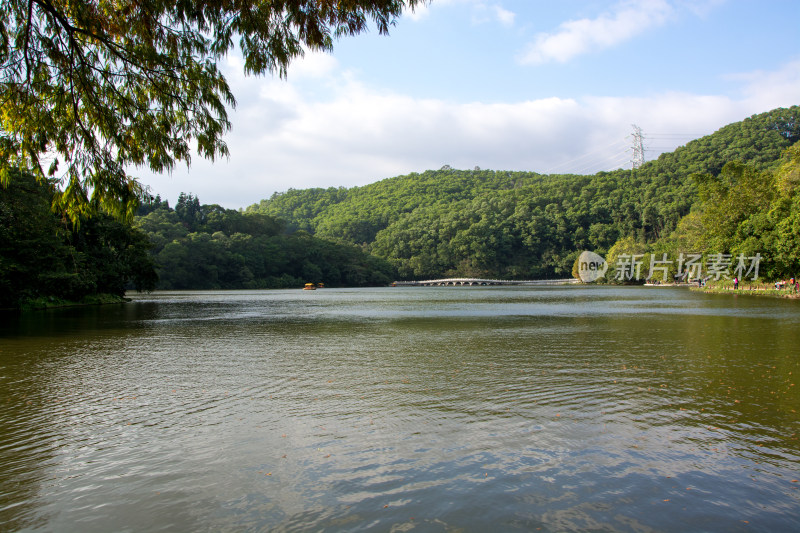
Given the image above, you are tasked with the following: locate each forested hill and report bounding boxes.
[246,106,799,280]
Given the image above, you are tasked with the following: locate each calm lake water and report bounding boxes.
[1,286,799,532]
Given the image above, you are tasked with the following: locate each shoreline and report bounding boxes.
[2,294,132,313]
[689,284,800,299]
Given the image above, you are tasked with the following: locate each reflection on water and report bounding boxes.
[1,286,799,532]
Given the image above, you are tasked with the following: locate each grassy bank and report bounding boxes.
[691,280,800,299]
[17,293,131,311]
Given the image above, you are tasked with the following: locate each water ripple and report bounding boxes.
[2,287,799,532]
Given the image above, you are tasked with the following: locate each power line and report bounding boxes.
[645,133,704,137]
[567,147,630,175]
[542,128,706,175]
[544,139,627,175]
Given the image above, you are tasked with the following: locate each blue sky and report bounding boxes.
[138,0,800,209]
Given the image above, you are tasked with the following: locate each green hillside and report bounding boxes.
[247,106,800,280]
[135,193,395,290]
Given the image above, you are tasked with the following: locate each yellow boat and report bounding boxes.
[303,283,316,290]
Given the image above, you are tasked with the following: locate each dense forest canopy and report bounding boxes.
[664,143,800,280]
[135,194,395,290]
[246,106,800,280]
[0,170,156,309]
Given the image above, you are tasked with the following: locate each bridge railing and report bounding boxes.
[392,278,578,286]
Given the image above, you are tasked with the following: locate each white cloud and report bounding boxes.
[676,0,728,18]
[286,49,339,79]
[403,1,432,21]
[403,0,487,22]
[493,6,516,26]
[519,0,673,65]
[408,0,515,26]
[469,2,516,26]
[729,58,800,109]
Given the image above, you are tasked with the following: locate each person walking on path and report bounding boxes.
[733,276,739,290]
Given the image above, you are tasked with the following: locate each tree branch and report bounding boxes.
[23,0,34,85]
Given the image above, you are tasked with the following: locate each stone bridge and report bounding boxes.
[392,278,578,286]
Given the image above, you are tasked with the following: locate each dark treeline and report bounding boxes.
[136,193,395,290]
[0,171,157,309]
[247,106,800,280]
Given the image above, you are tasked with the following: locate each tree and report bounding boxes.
[175,192,203,229]
[0,0,426,219]
[1,169,156,308]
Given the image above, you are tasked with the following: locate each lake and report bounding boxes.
[1,286,799,532]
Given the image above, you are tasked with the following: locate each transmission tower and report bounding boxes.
[631,124,645,169]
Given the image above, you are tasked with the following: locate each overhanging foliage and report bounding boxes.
[0,0,425,219]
